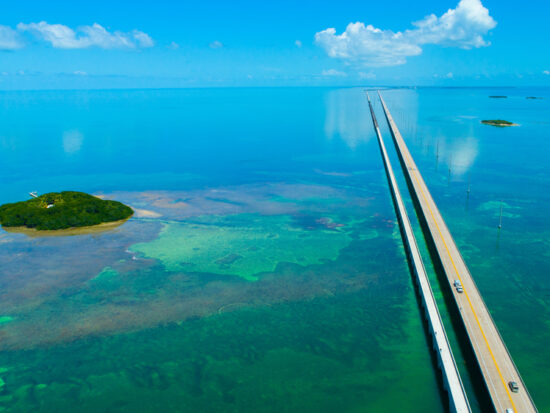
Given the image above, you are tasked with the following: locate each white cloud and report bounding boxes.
[168,41,180,49]
[434,72,453,79]
[0,25,24,49]
[295,40,302,48]
[209,40,223,49]
[315,0,496,67]
[73,70,88,76]
[410,0,496,48]
[17,21,154,49]
[322,69,347,77]
[132,30,154,48]
[543,70,550,75]
[316,24,422,66]
[359,72,376,79]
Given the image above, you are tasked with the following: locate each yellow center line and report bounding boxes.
[384,110,518,412]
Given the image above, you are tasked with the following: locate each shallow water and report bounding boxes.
[0,87,548,412]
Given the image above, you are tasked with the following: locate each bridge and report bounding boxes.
[366,92,471,413]
[377,91,537,413]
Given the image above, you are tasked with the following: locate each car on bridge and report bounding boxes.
[453,280,463,293]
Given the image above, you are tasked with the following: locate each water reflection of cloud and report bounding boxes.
[449,136,478,176]
[324,89,372,149]
[62,130,84,154]
[381,89,419,140]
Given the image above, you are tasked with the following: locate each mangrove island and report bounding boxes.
[0,191,133,231]
[481,119,518,127]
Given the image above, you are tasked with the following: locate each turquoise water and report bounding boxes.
[0,87,548,412]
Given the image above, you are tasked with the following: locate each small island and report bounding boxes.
[526,96,543,99]
[489,95,507,98]
[0,191,133,231]
[481,119,518,127]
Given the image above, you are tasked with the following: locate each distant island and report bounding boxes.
[489,96,507,98]
[481,119,518,127]
[0,191,133,231]
[526,96,543,99]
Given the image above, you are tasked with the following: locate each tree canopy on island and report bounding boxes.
[481,119,516,126]
[0,191,133,230]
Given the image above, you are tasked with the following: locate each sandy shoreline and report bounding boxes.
[2,218,131,237]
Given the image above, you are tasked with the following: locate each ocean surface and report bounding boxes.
[0,87,548,412]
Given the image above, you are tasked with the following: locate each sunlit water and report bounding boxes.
[0,87,548,412]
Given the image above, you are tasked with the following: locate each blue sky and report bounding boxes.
[1,0,549,89]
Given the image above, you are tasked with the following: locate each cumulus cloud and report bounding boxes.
[315,0,496,67]
[434,72,454,79]
[322,69,347,77]
[209,40,223,49]
[295,40,302,48]
[17,21,154,49]
[316,24,422,66]
[410,0,496,47]
[132,30,154,48]
[359,72,376,79]
[544,70,550,75]
[0,25,24,49]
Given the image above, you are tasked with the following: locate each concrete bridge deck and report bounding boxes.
[366,92,470,413]
[378,91,537,413]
